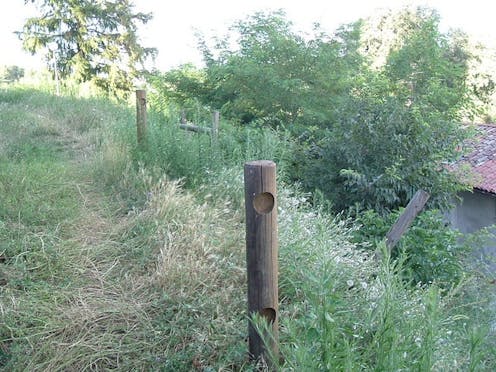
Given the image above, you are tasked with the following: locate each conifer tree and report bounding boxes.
[18,0,156,98]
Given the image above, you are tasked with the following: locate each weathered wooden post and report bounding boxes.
[212,110,220,141]
[385,189,430,254]
[136,89,147,147]
[180,110,187,124]
[244,160,279,367]
[375,189,430,260]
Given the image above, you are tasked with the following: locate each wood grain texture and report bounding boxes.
[212,110,220,140]
[244,160,279,366]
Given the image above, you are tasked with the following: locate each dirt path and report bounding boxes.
[0,92,145,370]
[1,90,247,370]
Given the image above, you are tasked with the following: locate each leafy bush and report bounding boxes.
[0,65,24,82]
[352,208,471,286]
[154,7,489,213]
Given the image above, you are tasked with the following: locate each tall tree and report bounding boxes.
[309,7,476,212]
[18,0,156,98]
[146,8,482,213]
[192,11,363,127]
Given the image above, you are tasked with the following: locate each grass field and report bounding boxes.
[1,86,495,370]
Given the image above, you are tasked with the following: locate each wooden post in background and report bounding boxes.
[212,110,220,141]
[180,110,187,124]
[136,90,147,148]
[244,160,278,367]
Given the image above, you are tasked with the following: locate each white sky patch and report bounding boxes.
[1,0,495,71]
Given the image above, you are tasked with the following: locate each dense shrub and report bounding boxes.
[352,208,471,286]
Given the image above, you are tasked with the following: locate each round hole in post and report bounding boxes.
[253,192,274,215]
[260,307,276,324]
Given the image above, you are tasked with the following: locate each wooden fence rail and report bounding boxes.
[179,123,212,134]
[178,110,220,140]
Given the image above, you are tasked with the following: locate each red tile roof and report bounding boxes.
[459,124,496,194]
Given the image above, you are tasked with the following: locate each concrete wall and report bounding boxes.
[450,191,496,233]
[448,190,496,273]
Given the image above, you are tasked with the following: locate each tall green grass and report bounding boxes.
[119,110,295,188]
[113,99,496,369]
[273,192,496,370]
[0,87,250,370]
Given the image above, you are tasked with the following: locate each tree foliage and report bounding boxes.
[18,0,156,98]
[200,11,363,127]
[148,7,490,213]
[347,9,475,210]
[308,8,476,211]
[0,65,25,82]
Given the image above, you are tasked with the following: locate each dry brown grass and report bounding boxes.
[3,154,250,370]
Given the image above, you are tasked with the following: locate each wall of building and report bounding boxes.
[450,191,496,233]
[448,190,496,274]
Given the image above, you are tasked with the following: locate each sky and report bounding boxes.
[1,0,496,72]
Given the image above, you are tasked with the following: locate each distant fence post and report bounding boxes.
[180,110,187,124]
[136,89,147,148]
[212,110,220,141]
[244,160,279,368]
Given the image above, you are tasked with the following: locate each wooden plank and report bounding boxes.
[385,189,430,254]
[179,123,212,134]
[244,160,279,368]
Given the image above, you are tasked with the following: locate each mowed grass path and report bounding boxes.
[0,88,247,370]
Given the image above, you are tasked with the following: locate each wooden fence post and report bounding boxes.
[384,189,430,255]
[180,110,187,124]
[244,160,279,368]
[212,110,220,141]
[136,90,147,147]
